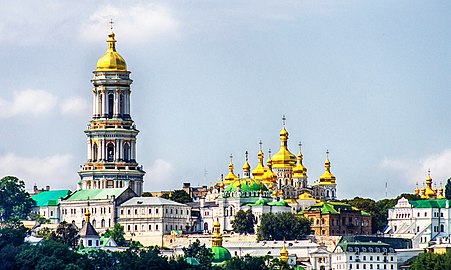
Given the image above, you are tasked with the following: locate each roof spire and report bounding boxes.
[299,141,302,152]
[282,114,286,127]
[245,151,248,162]
[259,140,263,151]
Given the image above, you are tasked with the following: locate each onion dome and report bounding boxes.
[424,170,437,199]
[252,141,268,180]
[415,183,420,196]
[96,30,127,72]
[263,155,278,185]
[271,126,296,169]
[224,155,238,185]
[293,142,307,178]
[242,151,251,178]
[420,182,426,199]
[210,219,231,264]
[319,150,336,184]
[280,243,289,263]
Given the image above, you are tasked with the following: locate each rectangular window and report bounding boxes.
[156,224,159,230]
[88,240,92,246]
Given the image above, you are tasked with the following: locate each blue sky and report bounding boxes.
[0,1,450,199]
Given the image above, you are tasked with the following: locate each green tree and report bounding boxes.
[231,209,256,234]
[0,176,35,221]
[411,251,451,270]
[103,223,126,246]
[53,221,80,249]
[182,239,214,270]
[162,190,193,204]
[445,178,451,199]
[0,220,28,270]
[257,212,310,241]
[224,255,270,270]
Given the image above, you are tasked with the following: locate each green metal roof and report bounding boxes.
[301,201,368,215]
[31,190,71,207]
[410,199,448,208]
[267,200,289,207]
[66,188,127,201]
[210,246,232,263]
[246,199,268,206]
[224,178,268,193]
[337,241,394,253]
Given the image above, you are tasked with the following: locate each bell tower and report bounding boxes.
[79,25,145,196]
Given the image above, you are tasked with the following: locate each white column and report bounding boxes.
[87,140,92,160]
[125,92,130,115]
[92,90,97,117]
[131,141,136,160]
[114,90,119,117]
[101,91,106,117]
[115,140,120,160]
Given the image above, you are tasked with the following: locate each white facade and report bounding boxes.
[331,243,397,270]
[385,197,451,249]
[117,197,192,237]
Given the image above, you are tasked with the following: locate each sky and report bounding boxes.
[0,0,451,200]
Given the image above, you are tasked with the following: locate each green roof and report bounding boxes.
[185,257,200,266]
[224,178,268,193]
[31,190,71,207]
[210,246,232,263]
[66,188,127,201]
[267,200,289,207]
[246,199,268,206]
[410,199,448,208]
[301,201,369,215]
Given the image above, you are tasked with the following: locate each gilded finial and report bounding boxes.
[230,154,233,163]
[326,149,329,160]
[299,141,302,152]
[259,140,263,151]
[245,151,248,162]
[282,115,286,127]
[268,149,272,157]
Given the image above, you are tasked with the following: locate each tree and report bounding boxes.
[162,190,193,204]
[103,223,126,246]
[141,192,153,197]
[182,239,214,270]
[257,212,310,241]
[411,251,451,270]
[445,178,451,199]
[231,209,256,234]
[0,176,35,221]
[53,221,80,249]
[224,255,270,270]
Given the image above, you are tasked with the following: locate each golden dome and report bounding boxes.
[280,243,288,262]
[438,183,444,199]
[272,127,296,169]
[293,143,307,178]
[242,151,251,172]
[262,157,277,185]
[319,151,336,184]
[96,31,127,71]
[415,183,420,196]
[423,170,437,199]
[224,156,238,185]
[252,143,267,180]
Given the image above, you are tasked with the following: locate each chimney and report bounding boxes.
[46,185,50,191]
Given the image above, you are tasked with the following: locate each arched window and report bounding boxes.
[108,94,114,118]
[92,143,98,161]
[441,224,445,232]
[204,222,208,232]
[107,143,114,162]
[101,219,105,228]
[92,220,96,227]
[123,143,130,161]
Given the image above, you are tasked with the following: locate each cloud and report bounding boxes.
[0,89,57,118]
[60,96,89,116]
[381,149,451,185]
[80,3,179,44]
[0,153,78,190]
[144,159,176,191]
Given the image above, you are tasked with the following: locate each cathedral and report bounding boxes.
[215,118,338,203]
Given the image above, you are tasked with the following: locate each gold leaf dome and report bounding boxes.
[96,32,127,71]
[271,127,296,169]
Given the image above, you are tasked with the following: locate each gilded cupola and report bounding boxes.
[271,116,296,169]
[242,151,251,178]
[224,155,238,185]
[262,150,278,185]
[252,141,268,180]
[319,150,336,184]
[96,24,127,72]
[293,142,307,179]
